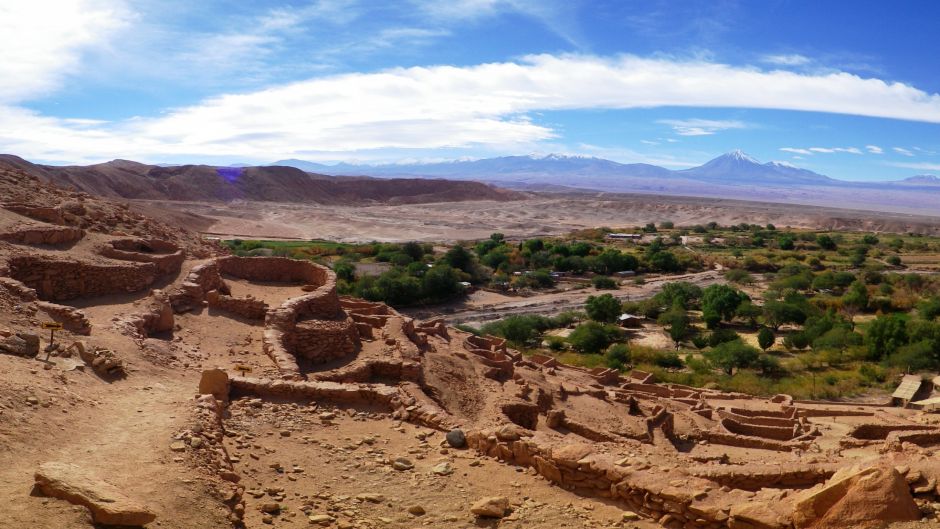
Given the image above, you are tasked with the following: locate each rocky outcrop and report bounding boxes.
[34,461,156,526]
[792,465,920,528]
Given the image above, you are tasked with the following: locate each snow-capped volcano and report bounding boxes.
[679,151,833,184]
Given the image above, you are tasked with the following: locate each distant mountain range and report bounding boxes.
[270,151,940,215]
[273,150,932,189]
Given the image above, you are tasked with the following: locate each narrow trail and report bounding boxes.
[0,266,229,529]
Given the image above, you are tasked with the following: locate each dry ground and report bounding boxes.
[141,194,940,243]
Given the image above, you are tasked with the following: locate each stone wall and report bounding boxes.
[689,463,837,491]
[283,317,360,363]
[170,261,227,312]
[847,423,936,441]
[466,432,751,529]
[206,290,267,320]
[7,255,158,301]
[35,301,92,335]
[720,416,800,441]
[99,238,184,275]
[0,225,84,246]
[218,255,326,285]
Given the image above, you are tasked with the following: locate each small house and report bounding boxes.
[618,313,643,328]
[892,374,926,407]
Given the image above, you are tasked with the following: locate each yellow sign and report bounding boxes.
[234,364,252,375]
[41,322,64,330]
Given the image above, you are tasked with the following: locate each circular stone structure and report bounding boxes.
[98,238,185,275]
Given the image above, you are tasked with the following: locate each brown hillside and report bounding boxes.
[0,155,523,205]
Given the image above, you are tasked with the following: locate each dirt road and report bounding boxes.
[403,270,724,326]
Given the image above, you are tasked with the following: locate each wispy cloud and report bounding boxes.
[865,144,883,154]
[762,54,811,66]
[411,0,583,45]
[780,147,812,155]
[888,162,940,171]
[893,147,915,157]
[657,118,747,136]
[781,146,863,155]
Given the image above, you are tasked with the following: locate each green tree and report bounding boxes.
[569,322,619,354]
[658,304,690,350]
[421,265,461,301]
[333,261,356,282]
[864,314,908,360]
[919,297,940,320]
[841,280,869,316]
[443,245,474,272]
[757,328,775,351]
[702,284,749,324]
[586,293,622,323]
[762,300,807,331]
[654,282,703,310]
[704,340,760,375]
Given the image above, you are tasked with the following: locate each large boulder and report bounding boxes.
[34,461,156,526]
[792,465,919,528]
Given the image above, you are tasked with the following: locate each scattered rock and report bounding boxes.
[445,428,466,448]
[392,457,414,471]
[471,496,509,518]
[432,462,454,476]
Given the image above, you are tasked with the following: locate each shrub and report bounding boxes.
[758,328,775,350]
[591,276,619,290]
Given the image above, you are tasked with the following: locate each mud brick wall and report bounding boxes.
[284,317,360,363]
[99,239,184,275]
[7,255,158,301]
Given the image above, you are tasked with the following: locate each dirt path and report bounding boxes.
[404,270,723,326]
[0,263,230,529]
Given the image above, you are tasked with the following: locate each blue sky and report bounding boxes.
[1,0,939,181]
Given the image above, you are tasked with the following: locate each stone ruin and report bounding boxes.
[158,258,940,529]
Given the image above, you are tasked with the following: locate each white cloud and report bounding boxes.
[0,0,131,102]
[893,147,915,156]
[781,146,863,155]
[888,162,940,171]
[780,148,812,155]
[657,118,747,136]
[762,54,811,66]
[866,144,883,154]
[6,53,940,162]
